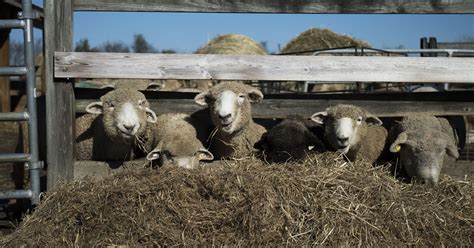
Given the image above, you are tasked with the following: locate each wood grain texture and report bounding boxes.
[72,0,474,14]
[76,98,474,117]
[55,52,474,83]
[0,32,10,112]
[45,0,75,190]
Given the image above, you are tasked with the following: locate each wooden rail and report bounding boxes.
[74,90,474,117]
[72,0,474,14]
[55,52,474,83]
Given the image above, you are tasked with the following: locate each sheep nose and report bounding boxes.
[123,124,136,132]
[219,113,232,120]
[337,137,349,143]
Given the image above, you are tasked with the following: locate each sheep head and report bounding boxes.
[194,81,263,135]
[389,128,459,185]
[85,88,157,144]
[146,139,214,169]
[311,104,382,154]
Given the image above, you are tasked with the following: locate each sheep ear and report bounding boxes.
[197,148,214,161]
[366,114,383,126]
[145,82,161,91]
[389,132,408,153]
[145,107,157,123]
[311,111,328,125]
[85,101,103,114]
[146,149,162,161]
[98,84,115,89]
[444,134,459,159]
[248,88,263,103]
[194,91,209,106]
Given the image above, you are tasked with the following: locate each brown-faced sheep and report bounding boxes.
[255,115,326,163]
[311,104,388,164]
[146,113,213,169]
[76,88,158,161]
[194,81,266,159]
[388,114,459,184]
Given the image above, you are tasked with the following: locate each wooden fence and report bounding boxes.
[45,0,474,190]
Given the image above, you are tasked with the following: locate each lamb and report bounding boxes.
[388,114,459,184]
[146,113,214,168]
[194,81,266,159]
[75,87,158,161]
[311,104,388,164]
[255,115,326,163]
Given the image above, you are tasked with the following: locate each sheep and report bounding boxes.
[255,115,326,163]
[388,114,459,184]
[146,113,214,168]
[311,104,388,164]
[194,81,266,159]
[75,87,158,161]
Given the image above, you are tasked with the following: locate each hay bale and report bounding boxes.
[195,34,267,55]
[193,34,267,90]
[281,28,370,55]
[1,154,472,247]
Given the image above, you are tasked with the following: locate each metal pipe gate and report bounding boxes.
[0,0,42,205]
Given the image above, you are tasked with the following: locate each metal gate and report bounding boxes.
[0,0,42,205]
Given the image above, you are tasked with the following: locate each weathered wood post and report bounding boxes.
[44,0,75,190]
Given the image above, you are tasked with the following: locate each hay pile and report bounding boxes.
[191,34,267,91]
[195,34,267,55]
[1,153,472,247]
[281,28,371,55]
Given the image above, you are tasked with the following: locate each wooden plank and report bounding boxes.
[75,98,474,118]
[45,0,75,190]
[55,52,474,83]
[72,0,474,14]
[0,31,10,112]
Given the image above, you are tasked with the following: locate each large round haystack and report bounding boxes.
[1,153,472,247]
[195,34,267,55]
[281,28,371,55]
[193,34,267,91]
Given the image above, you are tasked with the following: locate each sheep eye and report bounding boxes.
[356,117,363,122]
[238,94,246,99]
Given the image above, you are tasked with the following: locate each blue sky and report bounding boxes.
[11,1,474,53]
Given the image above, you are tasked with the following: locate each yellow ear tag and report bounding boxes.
[394,145,401,152]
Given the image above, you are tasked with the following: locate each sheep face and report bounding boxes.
[146,140,213,169]
[194,82,263,135]
[85,89,157,144]
[311,105,382,154]
[389,129,459,185]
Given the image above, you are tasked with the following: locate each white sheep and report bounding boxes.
[388,114,459,184]
[194,81,266,159]
[75,87,158,161]
[146,113,214,168]
[311,104,388,164]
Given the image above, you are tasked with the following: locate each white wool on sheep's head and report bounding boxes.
[85,88,157,144]
[311,104,382,154]
[194,81,263,135]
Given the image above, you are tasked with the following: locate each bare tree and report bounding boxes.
[100,41,130,53]
[75,38,99,52]
[9,38,43,66]
[132,34,156,53]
